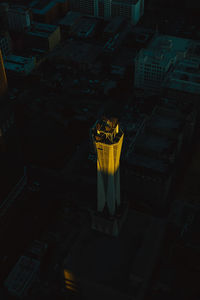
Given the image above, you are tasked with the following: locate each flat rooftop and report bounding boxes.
[27,22,58,38]
[30,0,56,14]
[137,34,193,67]
[4,256,40,297]
[149,106,184,136]
[163,58,200,94]
[150,115,181,132]
[104,16,125,34]
[59,11,81,27]
[63,210,163,298]
[50,40,102,64]
[72,18,98,37]
[9,5,29,13]
[4,55,35,73]
[148,34,192,54]
[127,152,169,175]
[135,133,174,156]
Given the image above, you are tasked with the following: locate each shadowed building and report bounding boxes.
[69,0,144,25]
[0,96,27,233]
[0,49,7,96]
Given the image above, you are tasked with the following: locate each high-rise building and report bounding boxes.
[90,117,127,236]
[0,49,7,96]
[92,117,123,216]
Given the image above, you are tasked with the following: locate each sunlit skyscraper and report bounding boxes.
[92,117,124,216]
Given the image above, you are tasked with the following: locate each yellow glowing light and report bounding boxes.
[116,124,119,134]
[64,270,78,292]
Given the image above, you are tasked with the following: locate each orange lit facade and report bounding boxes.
[0,49,7,96]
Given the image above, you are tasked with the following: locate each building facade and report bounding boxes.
[7,6,31,32]
[26,22,61,51]
[0,33,12,58]
[69,0,144,24]
[134,35,191,94]
[4,55,36,77]
[92,117,124,216]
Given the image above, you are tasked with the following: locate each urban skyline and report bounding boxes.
[0,0,200,299]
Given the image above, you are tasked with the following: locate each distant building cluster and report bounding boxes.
[1,1,200,300]
[0,0,145,79]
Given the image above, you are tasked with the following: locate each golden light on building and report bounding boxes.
[0,49,8,96]
[92,117,124,216]
[64,269,78,293]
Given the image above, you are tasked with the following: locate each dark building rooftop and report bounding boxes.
[63,210,166,299]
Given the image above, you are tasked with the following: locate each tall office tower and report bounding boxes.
[92,117,124,215]
[0,49,8,96]
[91,117,127,236]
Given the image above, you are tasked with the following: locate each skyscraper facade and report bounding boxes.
[92,117,124,216]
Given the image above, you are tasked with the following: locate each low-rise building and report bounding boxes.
[50,40,102,71]
[4,256,40,298]
[122,102,193,214]
[59,11,82,32]
[0,32,12,58]
[30,0,69,23]
[4,55,36,77]
[162,57,200,120]
[70,17,99,38]
[103,16,125,39]
[26,22,61,51]
[134,34,192,95]
[7,6,31,32]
